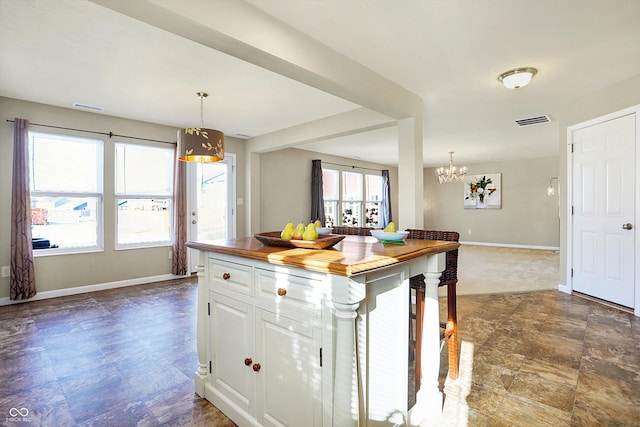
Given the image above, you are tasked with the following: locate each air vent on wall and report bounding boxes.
[515,115,550,126]
[72,102,104,112]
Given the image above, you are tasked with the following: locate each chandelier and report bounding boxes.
[437,152,467,184]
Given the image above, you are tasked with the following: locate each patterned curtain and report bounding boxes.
[310,159,325,225]
[172,148,188,275]
[10,118,36,300]
[380,169,392,227]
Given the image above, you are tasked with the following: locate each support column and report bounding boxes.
[332,301,361,427]
[194,260,207,397]
[397,116,424,229]
[245,151,261,237]
[411,253,444,425]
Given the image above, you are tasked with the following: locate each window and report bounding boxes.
[322,169,338,226]
[365,174,383,226]
[115,143,174,248]
[29,132,103,253]
[342,171,362,226]
[322,168,382,228]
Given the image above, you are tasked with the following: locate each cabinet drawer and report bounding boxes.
[255,269,323,322]
[209,258,253,296]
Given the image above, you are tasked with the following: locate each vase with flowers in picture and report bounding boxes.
[465,175,497,209]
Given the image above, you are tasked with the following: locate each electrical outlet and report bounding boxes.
[1,266,9,277]
[467,229,472,235]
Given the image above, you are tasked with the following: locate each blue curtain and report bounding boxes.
[310,160,325,225]
[380,169,392,227]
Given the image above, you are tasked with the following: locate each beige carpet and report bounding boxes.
[452,244,560,295]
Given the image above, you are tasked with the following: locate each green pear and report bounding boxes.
[280,221,294,240]
[302,222,318,241]
[314,219,322,228]
[292,222,305,240]
[383,222,396,232]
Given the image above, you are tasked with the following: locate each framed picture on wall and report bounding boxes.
[463,173,501,209]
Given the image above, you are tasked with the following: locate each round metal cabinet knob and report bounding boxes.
[277,288,287,296]
[222,272,231,280]
[244,358,252,366]
[252,363,261,372]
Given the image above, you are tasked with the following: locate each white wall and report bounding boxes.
[424,156,560,248]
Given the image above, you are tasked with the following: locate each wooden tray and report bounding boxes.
[253,231,345,249]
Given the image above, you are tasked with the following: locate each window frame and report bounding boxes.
[321,168,339,227]
[322,167,383,228]
[29,131,104,256]
[114,142,174,250]
[364,173,383,227]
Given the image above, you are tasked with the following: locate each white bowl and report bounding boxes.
[316,227,333,235]
[370,230,410,241]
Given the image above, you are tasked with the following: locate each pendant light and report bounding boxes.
[178,92,224,162]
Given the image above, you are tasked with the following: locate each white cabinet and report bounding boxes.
[255,310,322,427]
[209,293,255,416]
[207,257,323,427]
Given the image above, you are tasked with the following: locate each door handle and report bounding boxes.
[622,223,633,230]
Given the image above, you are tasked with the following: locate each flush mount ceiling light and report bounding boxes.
[178,92,224,162]
[437,151,467,184]
[498,67,538,89]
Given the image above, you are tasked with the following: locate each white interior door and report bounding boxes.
[571,113,635,308]
[187,154,236,272]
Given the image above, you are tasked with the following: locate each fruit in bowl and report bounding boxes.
[316,227,332,235]
[383,222,397,232]
[370,230,410,242]
[281,221,320,241]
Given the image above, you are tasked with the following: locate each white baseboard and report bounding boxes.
[0,274,188,306]
[558,283,571,294]
[459,241,560,251]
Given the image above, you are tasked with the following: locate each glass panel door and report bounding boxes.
[187,153,236,272]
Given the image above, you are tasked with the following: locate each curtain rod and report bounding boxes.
[5,119,175,145]
[322,161,385,172]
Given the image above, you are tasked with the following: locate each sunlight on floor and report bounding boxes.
[431,340,474,427]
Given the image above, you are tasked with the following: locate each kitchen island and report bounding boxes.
[186,235,459,427]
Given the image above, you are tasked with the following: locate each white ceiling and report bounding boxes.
[2,0,640,168]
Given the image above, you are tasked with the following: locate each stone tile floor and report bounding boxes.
[1,277,638,426]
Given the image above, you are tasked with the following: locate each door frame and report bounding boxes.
[564,104,640,316]
[185,153,237,274]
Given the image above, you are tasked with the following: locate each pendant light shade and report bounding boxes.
[178,92,224,162]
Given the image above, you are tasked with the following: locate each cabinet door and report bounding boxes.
[210,292,256,415]
[255,310,323,427]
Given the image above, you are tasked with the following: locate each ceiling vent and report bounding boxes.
[515,115,550,126]
[72,102,104,112]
